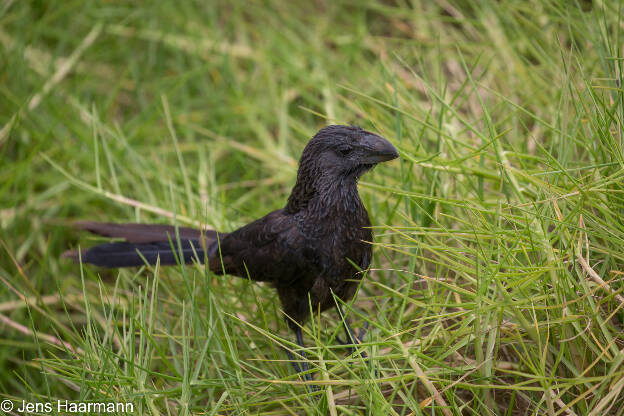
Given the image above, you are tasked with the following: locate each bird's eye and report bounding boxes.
[338,147,352,157]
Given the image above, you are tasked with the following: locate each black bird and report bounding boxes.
[64,125,398,386]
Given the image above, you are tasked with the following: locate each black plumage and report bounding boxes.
[65,124,398,384]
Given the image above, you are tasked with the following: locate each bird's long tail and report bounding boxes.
[62,221,218,268]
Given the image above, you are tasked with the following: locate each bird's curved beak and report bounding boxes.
[360,134,399,164]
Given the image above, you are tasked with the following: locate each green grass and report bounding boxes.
[2,0,624,414]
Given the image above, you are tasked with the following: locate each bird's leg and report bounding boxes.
[335,305,368,358]
[285,349,302,373]
[285,327,319,392]
[294,327,311,378]
[344,319,370,344]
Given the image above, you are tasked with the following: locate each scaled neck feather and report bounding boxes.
[285,162,364,217]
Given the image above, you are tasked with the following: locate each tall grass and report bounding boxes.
[1,1,624,414]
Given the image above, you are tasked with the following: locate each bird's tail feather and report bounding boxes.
[72,221,214,243]
[63,222,217,268]
[63,240,205,268]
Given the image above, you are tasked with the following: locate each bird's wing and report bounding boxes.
[209,209,313,281]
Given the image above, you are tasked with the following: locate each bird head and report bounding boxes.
[303,125,399,179]
[286,125,398,213]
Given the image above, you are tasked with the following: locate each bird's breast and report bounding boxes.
[300,217,372,278]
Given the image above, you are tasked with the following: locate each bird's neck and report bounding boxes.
[285,173,364,217]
